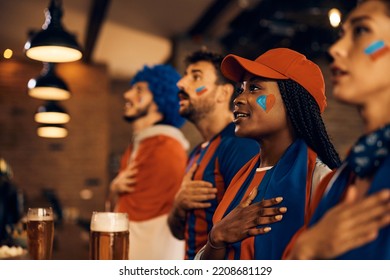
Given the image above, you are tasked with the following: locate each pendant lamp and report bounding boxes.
[34,101,70,124]
[28,63,71,100]
[37,124,68,138]
[24,0,82,63]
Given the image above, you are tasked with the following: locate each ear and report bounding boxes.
[216,83,234,103]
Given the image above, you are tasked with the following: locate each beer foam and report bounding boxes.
[90,212,129,232]
[27,215,53,221]
[27,208,53,221]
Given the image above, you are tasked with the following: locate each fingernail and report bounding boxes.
[279,207,287,213]
[264,227,271,232]
[276,197,283,202]
[275,215,283,220]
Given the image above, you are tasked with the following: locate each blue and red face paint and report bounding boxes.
[364,40,389,60]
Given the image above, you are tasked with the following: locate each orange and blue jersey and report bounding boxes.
[310,156,390,259]
[288,125,390,260]
[184,122,259,259]
[213,139,318,259]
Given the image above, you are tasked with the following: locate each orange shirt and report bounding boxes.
[116,131,188,221]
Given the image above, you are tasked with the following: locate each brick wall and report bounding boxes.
[0,58,110,221]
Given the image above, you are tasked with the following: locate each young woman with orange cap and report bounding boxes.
[283,0,390,260]
[198,48,341,259]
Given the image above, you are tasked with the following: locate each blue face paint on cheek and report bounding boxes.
[256,95,275,113]
[257,96,267,111]
[364,40,390,60]
[195,86,207,95]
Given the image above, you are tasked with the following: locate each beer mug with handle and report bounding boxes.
[89,212,129,260]
[26,207,54,260]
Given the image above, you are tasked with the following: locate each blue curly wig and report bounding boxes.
[130,64,185,128]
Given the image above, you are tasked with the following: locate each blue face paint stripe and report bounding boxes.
[365,40,386,55]
[256,95,267,111]
[195,86,206,93]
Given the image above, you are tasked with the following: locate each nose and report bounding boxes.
[233,92,246,107]
[176,76,186,89]
[233,82,247,106]
[329,36,347,61]
[123,88,133,99]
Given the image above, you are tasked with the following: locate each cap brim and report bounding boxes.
[221,54,288,82]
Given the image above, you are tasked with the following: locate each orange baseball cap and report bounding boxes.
[221,48,326,112]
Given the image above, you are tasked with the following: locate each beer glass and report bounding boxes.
[89,212,129,260]
[26,207,54,260]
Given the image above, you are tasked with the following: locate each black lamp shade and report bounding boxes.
[24,0,82,63]
[35,101,70,124]
[28,63,71,100]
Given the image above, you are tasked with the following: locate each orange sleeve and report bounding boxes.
[119,145,132,171]
[116,135,187,221]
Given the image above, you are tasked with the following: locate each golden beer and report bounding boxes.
[89,212,129,260]
[26,208,54,260]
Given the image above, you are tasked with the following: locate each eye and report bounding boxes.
[352,24,370,39]
[193,73,202,81]
[136,85,148,96]
[248,83,261,92]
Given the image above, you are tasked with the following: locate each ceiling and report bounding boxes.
[0,0,357,79]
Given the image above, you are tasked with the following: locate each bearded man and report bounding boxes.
[110,64,189,260]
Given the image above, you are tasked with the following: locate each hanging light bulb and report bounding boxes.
[24,0,82,63]
[328,8,342,28]
[37,124,68,138]
[34,101,70,124]
[28,62,71,100]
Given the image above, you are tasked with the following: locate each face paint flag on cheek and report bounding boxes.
[364,40,390,60]
[195,86,207,95]
[256,94,275,113]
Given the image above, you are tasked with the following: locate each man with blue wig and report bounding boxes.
[110,64,189,259]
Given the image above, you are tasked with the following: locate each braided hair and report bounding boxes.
[278,80,341,169]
